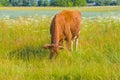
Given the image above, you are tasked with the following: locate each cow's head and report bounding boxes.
[43,44,64,59]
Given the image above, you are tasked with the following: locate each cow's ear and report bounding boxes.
[59,46,64,49]
[43,44,52,49]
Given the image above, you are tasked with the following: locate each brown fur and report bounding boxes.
[44,10,82,59]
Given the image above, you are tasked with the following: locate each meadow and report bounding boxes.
[0,6,120,18]
[0,7,120,80]
[0,6,120,11]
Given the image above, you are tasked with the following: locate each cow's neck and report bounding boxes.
[51,24,59,46]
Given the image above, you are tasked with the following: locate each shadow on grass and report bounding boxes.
[9,45,49,60]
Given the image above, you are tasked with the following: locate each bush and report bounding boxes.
[0,0,10,6]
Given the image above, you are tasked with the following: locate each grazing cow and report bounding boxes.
[44,10,82,59]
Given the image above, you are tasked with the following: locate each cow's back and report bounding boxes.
[56,10,82,39]
[50,10,82,42]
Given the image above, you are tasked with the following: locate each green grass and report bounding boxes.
[0,6,120,12]
[0,12,120,79]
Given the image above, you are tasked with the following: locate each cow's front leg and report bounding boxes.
[64,26,72,51]
[66,35,72,51]
[66,41,71,51]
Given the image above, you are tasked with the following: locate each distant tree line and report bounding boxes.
[87,0,120,6]
[0,0,120,6]
[50,0,87,7]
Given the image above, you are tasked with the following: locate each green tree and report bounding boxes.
[38,0,43,6]
[22,0,29,6]
[67,1,73,7]
[116,0,120,5]
[104,0,112,5]
[95,0,113,6]
[0,0,10,6]
[87,0,95,3]
[72,0,87,6]
[43,0,49,6]
[55,0,67,6]
[12,0,19,6]
[50,0,86,7]
[30,0,37,6]
[95,0,104,6]
[18,0,23,6]
[50,0,57,6]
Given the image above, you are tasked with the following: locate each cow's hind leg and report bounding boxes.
[74,34,79,51]
[75,38,79,51]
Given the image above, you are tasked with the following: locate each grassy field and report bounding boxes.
[0,7,120,80]
[0,6,120,12]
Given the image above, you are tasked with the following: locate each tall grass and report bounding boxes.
[0,15,120,80]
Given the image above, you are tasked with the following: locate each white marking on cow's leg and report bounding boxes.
[73,36,77,51]
[75,38,78,51]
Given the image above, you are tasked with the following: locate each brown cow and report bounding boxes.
[44,10,82,59]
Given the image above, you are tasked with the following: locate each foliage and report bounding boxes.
[72,0,87,6]
[50,0,87,7]
[0,0,10,6]
[116,0,120,5]
[43,0,50,6]
[87,0,120,6]
[95,0,112,6]
[38,0,43,6]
